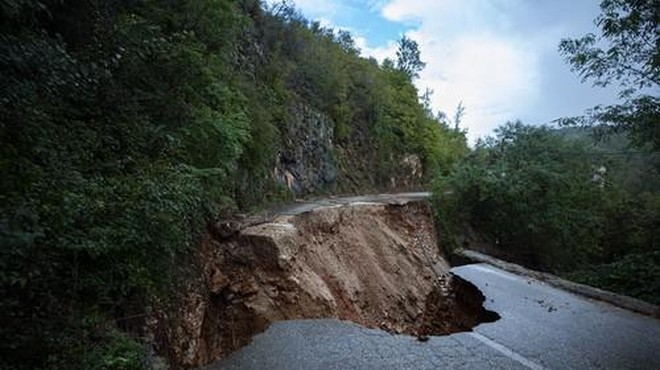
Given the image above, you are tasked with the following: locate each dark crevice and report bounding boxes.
[415,274,500,339]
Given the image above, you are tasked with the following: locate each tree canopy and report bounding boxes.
[558,0,659,150]
[396,35,426,79]
[433,122,659,303]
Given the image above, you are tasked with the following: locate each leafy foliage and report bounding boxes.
[554,0,660,297]
[433,122,659,303]
[559,0,658,91]
[395,35,426,80]
[1,1,249,367]
[558,0,659,150]
[435,123,608,270]
[567,251,660,305]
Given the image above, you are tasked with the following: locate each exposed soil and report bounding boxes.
[156,201,498,368]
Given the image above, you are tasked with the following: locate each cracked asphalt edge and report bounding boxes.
[458,249,660,319]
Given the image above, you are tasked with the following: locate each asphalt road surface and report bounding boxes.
[203,263,660,370]
[271,192,432,215]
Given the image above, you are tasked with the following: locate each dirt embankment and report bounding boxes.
[154,201,496,368]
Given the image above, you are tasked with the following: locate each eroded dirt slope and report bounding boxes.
[156,201,495,368]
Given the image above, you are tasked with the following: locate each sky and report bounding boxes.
[284,0,620,144]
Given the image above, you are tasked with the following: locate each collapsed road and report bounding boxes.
[163,192,659,369]
[162,192,500,367]
[205,262,660,369]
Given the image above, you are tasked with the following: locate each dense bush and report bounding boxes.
[433,122,659,303]
[567,251,660,305]
[1,1,246,367]
[434,122,607,270]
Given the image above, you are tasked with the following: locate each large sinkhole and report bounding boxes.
[173,202,500,367]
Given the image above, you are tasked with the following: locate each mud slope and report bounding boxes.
[161,201,496,367]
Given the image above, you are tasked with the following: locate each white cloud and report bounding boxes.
[377,0,543,143]
[356,37,397,62]
[289,0,339,16]
[381,1,429,23]
[422,33,541,141]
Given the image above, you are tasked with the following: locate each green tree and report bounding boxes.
[395,35,426,79]
[433,121,659,303]
[434,122,609,271]
[336,29,359,55]
[558,0,659,150]
[453,101,466,130]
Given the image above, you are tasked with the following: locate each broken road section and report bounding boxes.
[153,196,497,368]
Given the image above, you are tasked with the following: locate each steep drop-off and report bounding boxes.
[154,200,497,368]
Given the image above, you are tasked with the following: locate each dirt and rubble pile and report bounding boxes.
[155,201,495,368]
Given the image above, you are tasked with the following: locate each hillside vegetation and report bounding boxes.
[434,123,659,306]
[433,0,659,307]
[0,1,466,368]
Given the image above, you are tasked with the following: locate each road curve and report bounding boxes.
[204,262,660,370]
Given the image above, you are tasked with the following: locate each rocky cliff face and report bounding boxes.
[274,103,337,194]
[152,200,497,368]
[272,103,425,196]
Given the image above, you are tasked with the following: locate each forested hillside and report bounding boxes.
[0,1,466,368]
[434,123,659,305]
[432,0,659,309]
